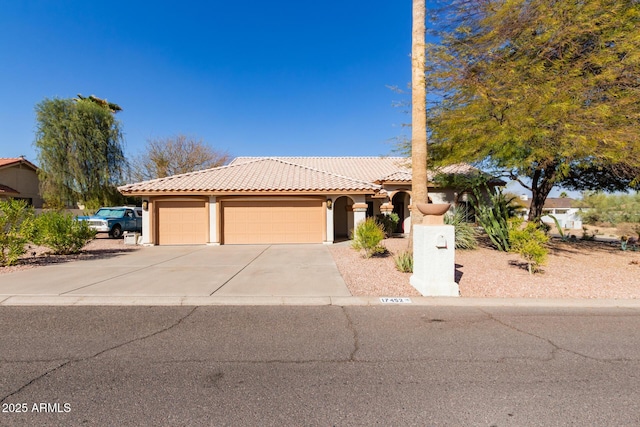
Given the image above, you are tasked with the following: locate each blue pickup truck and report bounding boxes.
[79,206,142,238]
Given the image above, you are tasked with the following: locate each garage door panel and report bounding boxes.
[222,200,323,244]
[157,201,207,245]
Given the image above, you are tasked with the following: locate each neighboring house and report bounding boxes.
[513,195,583,229]
[0,157,43,208]
[118,156,501,246]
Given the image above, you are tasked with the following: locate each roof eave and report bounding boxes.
[0,158,39,172]
[119,189,377,197]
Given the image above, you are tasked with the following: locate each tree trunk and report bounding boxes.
[527,164,558,222]
[411,0,428,228]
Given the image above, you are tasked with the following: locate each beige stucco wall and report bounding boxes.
[0,164,43,208]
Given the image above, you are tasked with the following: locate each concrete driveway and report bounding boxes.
[0,245,351,298]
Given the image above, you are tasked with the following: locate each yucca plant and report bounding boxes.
[444,208,478,250]
[393,250,413,273]
[472,186,515,251]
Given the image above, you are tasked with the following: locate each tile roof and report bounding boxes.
[119,158,380,194]
[543,198,575,209]
[119,156,501,195]
[230,156,412,183]
[513,197,577,210]
[0,157,38,170]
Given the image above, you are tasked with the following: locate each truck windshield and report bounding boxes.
[94,209,125,218]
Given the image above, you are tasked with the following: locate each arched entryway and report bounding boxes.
[333,196,354,241]
[392,191,411,234]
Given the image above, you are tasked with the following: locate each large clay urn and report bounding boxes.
[415,203,451,225]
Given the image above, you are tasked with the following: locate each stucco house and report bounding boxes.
[0,157,43,208]
[513,195,583,229]
[118,156,497,245]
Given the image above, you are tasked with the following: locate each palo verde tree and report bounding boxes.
[420,0,640,220]
[130,134,229,181]
[34,94,126,210]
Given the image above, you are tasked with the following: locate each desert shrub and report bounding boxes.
[508,218,549,274]
[394,250,413,273]
[578,192,640,225]
[31,210,96,255]
[351,217,386,258]
[581,226,597,241]
[472,186,514,251]
[0,199,35,266]
[444,208,478,250]
[376,213,400,237]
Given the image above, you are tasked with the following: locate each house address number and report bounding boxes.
[379,297,412,304]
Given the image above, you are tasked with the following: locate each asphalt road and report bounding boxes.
[1,305,639,426]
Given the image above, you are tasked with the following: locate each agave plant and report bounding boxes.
[471,186,515,252]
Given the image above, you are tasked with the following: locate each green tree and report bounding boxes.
[578,191,640,225]
[130,134,230,181]
[420,0,640,221]
[34,94,126,210]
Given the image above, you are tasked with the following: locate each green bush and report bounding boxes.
[351,217,386,258]
[376,213,400,237]
[31,210,96,255]
[0,199,35,266]
[444,208,478,250]
[393,250,413,273]
[508,218,549,274]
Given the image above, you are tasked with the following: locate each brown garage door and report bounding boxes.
[156,200,208,245]
[222,199,323,244]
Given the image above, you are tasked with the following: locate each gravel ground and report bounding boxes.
[1,236,140,275]
[329,236,640,299]
[4,235,640,299]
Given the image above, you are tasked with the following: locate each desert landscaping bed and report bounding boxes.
[3,235,640,299]
[1,236,140,275]
[329,237,640,299]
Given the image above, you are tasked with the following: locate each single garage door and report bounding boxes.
[156,200,208,245]
[222,199,323,244]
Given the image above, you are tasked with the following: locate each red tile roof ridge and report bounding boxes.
[260,157,383,188]
[118,157,382,192]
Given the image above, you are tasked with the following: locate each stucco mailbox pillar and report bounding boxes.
[410,204,459,297]
[352,203,368,227]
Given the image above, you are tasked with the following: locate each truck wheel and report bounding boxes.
[110,225,123,239]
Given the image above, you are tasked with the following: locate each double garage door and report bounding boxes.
[155,199,324,244]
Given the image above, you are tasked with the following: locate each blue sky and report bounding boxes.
[1,1,415,163]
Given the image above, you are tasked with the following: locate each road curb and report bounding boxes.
[1,295,640,308]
